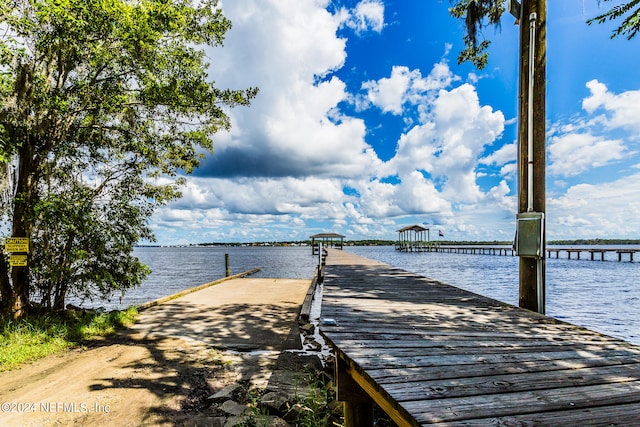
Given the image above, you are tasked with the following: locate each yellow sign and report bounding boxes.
[5,237,29,253]
[9,254,28,267]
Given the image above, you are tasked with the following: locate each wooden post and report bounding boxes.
[518,0,546,314]
[225,253,230,277]
[317,243,323,281]
[336,357,374,427]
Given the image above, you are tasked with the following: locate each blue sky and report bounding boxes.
[150,0,640,245]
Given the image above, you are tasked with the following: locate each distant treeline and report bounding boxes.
[548,239,640,246]
[189,238,640,247]
[193,242,304,247]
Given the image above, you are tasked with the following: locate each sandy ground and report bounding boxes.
[0,277,311,427]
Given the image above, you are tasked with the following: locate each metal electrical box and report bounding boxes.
[515,212,544,258]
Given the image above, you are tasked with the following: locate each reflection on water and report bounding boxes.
[347,246,640,346]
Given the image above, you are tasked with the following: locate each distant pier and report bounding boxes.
[396,244,640,262]
[546,247,639,262]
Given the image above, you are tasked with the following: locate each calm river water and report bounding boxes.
[78,245,640,346]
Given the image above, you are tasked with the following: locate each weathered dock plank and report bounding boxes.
[320,249,640,426]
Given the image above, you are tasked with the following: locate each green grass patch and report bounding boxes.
[0,307,138,371]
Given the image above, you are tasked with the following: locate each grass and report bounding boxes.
[236,371,344,427]
[0,306,138,371]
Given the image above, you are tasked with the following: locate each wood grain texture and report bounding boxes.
[320,249,640,425]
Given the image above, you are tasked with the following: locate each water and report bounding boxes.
[72,246,317,310]
[74,245,640,346]
[347,245,640,346]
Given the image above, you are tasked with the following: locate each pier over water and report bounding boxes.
[401,244,640,262]
[319,249,640,426]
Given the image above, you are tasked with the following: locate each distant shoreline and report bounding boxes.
[136,238,640,248]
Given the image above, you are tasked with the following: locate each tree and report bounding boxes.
[588,0,640,39]
[0,0,258,318]
[449,0,505,70]
[451,0,640,67]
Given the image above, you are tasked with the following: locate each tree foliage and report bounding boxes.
[0,0,257,316]
[588,0,640,39]
[449,0,505,69]
[450,1,640,70]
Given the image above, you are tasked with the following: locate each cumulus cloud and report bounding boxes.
[168,176,346,216]
[480,143,516,168]
[548,172,640,238]
[358,62,457,115]
[339,0,385,34]
[547,81,640,178]
[383,80,505,203]
[200,0,379,179]
[393,171,452,214]
[543,80,640,239]
[548,133,626,177]
[582,80,640,133]
[149,2,528,244]
[361,66,420,115]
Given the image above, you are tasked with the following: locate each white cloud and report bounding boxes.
[353,179,400,218]
[393,171,452,215]
[520,81,640,239]
[548,132,626,177]
[200,0,382,179]
[361,66,418,115]
[582,79,640,134]
[359,61,457,116]
[546,82,640,180]
[486,180,516,212]
[499,162,517,179]
[340,0,385,34]
[480,143,517,180]
[134,0,640,246]
[481,143,516,167]
[385,81,505,203]
[548,173,640,238]
[350,173,452,221]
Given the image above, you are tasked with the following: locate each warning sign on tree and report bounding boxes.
[9,254,28,267]
[4,237,29,253]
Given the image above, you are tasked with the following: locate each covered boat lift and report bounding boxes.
[310,232,345,255]
[396,225,430,252]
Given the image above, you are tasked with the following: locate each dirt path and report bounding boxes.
[0,277,311,427]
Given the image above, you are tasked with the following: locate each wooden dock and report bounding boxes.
[401,244,640,262]
[319,249,640,426]
[436,245,515,256]
[546,247,640,262]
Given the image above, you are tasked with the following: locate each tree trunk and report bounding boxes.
[9,142,37,318]
[0,254,11,315]
[518,0,546,313]
[53,281,68,311]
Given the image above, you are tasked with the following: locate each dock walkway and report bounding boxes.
[319,249,640,426]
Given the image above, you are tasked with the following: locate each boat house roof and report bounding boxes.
[309,233,346,239]
[396,225,429,233]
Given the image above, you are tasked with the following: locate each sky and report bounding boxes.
[149,0,640,245]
